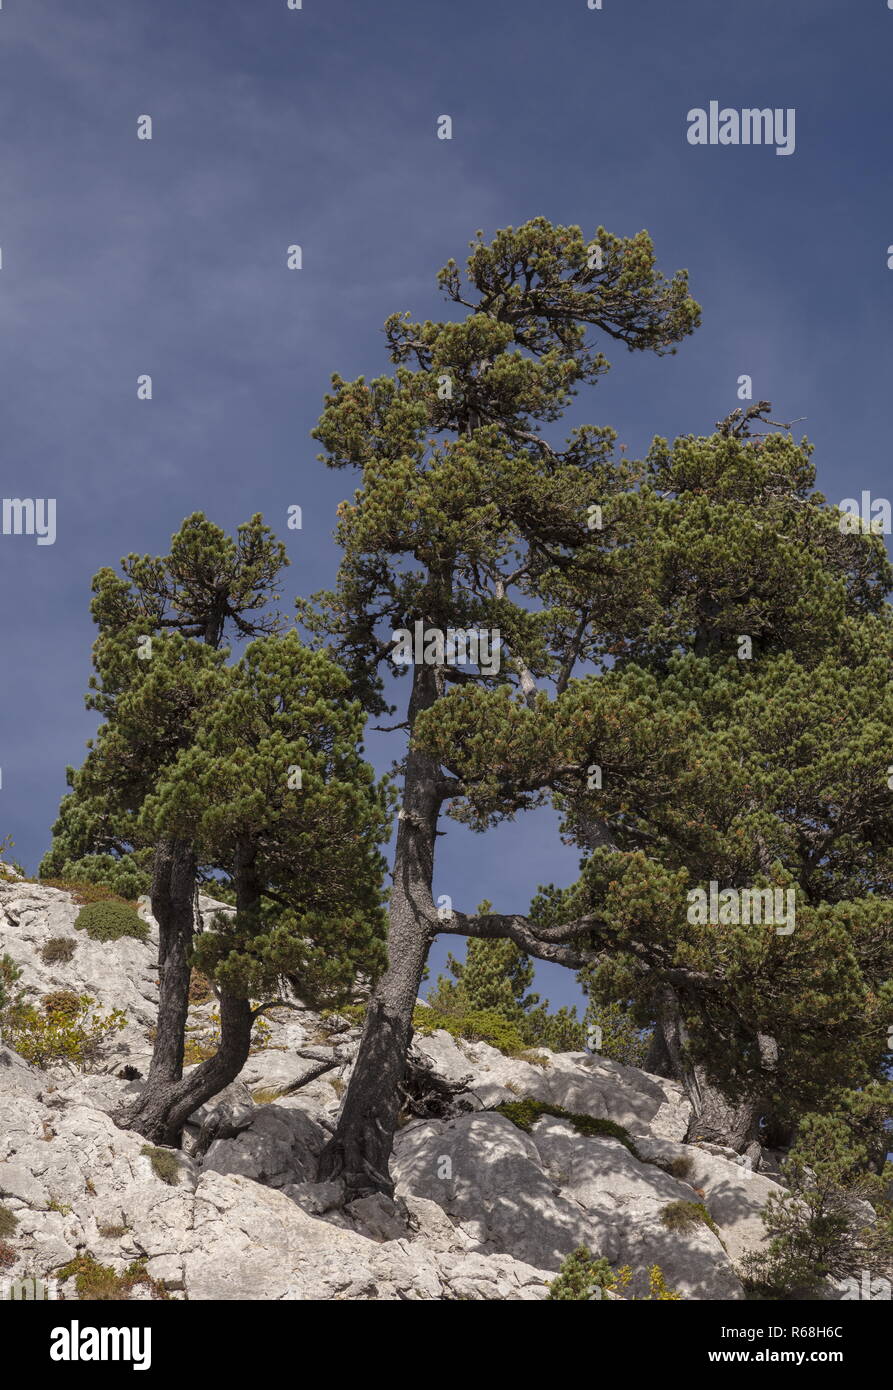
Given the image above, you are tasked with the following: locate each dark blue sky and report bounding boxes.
[2,0,891,1011]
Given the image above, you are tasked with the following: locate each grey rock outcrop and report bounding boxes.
[0,877,787,1300]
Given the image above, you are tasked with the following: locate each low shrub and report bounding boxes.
[0,1205,18,1238]
[41,878,137,908]
[181,1034,217,1065]
[495,1098,639,1156]
[58,1253,168,1301]
[413,1005,528,1056]
[40,937,77,966]
[74,900,149,944]
[5,993,127,1070]
[548,1246,616,1299]
[141,1145,181,1187]
[41,990,82,1021]
[42,851,151,902]
[660,1199,720,1240]
[549,1246,681,1301]
[0,953,22,1014]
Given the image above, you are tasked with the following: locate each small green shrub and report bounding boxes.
[41,990,82,1021]
[58,1253,167,1301]
[41,937,77,966]
[5,994,127,1070]
[660,1199,720,1239]
[548,1246,616,1300]
[0,1205,18,1238]
[75,900,149,944]
[494,1098,639,1156]
[549,1246,682,1300]
[141,1145,181,1187]
[413,1005,527,1056]
[0,953,22,1014]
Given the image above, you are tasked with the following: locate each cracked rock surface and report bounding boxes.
[0,877,785,1299]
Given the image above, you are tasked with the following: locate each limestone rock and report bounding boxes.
[0,877,789,1301]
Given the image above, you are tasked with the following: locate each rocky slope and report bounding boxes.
[0,877,786,1300]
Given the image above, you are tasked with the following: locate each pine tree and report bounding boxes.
[113,631,391,1143]
[741,1101,893,1297]
[416,423,893,1157]
[428,936,537,1020]
[582,998,650,1069]
[427,934,587,1050]
[305,217,701,1194]
[43,514,288,1131]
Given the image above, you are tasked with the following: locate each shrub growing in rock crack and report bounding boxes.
[40,937,77,966]
[140,1144,181,1186]
[495,1098,639,1156]
[660,1199,720,1240]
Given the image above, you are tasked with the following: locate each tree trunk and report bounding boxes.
[318,666,440,1197]
[685,1067,763,1161]
[113,837,196,1135]
[147,837,197,1085]
[115,841,258,1145]
[115,990,254,1145]
[653,984,764,1161]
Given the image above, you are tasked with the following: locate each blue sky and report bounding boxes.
[2,0,891,1012]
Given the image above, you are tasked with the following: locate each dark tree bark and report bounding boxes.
[685,1077,763,1161]
[115,990,254,1146]
[147,836,197,1086]
[115,840,259,1145]
[318,665,441,1196]
[112,836,196,1135]
[653,984,765,1163]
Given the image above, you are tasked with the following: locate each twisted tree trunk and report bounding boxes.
[653,984,765,1163]
[112,836,196,1136]
[115,991,254,1146]
[115,840,258,1145]
[318,665,441,1196]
